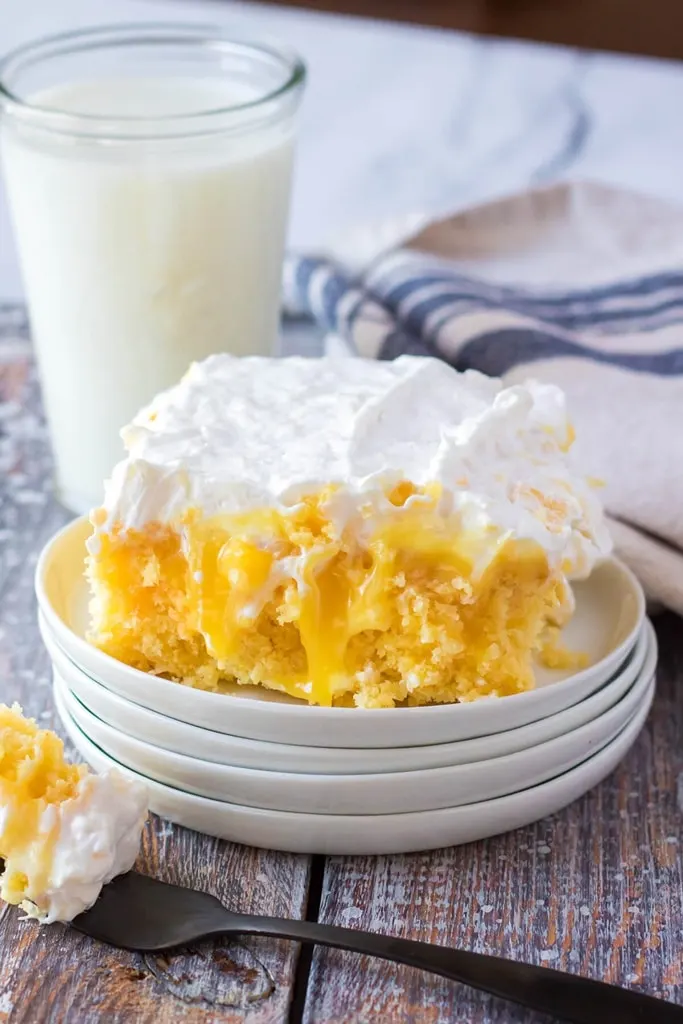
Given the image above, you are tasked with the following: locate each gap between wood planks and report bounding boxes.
[289,855,326,1022]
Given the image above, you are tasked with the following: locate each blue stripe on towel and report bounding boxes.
[387,289,683,340]
[376,268,683,309]
[288,256,327,309]
[379,327,435,360]
[454,328,683,377]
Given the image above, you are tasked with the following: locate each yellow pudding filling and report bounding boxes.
[0,704,85,908]
[87,485,575,708]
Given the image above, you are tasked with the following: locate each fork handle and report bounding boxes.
[230,914,682,1024]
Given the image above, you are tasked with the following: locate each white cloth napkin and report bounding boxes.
[284,182,683,615]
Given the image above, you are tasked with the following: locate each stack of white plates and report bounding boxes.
[36,519,655,855]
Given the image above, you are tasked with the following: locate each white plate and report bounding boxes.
[38,517,645,748]
[47,618,654,775]
[53,646,655,815]
[54,678,655,854]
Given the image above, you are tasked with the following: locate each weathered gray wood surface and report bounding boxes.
[305,612,683,1023]
[1,309,682,1023]
[0,317,311,1023]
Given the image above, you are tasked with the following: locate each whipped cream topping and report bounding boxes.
[93,354,611,578]
[17,769,148,924]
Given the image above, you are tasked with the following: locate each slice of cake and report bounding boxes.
[0,703,147,923]
[86,355,611,708]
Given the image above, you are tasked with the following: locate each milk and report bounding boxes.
[1,77,296,512]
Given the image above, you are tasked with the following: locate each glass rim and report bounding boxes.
[0,23,307,135]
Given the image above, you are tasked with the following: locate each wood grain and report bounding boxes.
[0,315,311,1024]
[304,614,683,1024]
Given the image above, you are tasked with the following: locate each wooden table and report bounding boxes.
[1,309,682,1023]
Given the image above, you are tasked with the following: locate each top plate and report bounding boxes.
[36,518,645,748]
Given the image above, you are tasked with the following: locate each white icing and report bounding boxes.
[18,769,148,924]
[92,354,612,578]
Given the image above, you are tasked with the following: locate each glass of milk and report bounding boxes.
[0,25,306,512]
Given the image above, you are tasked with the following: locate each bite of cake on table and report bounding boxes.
[0,703,147,923]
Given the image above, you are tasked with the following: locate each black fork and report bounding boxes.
[62,871,683,1024]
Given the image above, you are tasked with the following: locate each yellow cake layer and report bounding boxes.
[87,487,575,708]
[0,704,85,907]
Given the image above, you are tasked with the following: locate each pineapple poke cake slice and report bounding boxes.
[86,354,611,708]
[0,703,147,923]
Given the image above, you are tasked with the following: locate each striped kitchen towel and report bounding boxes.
[283,182,683,615]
